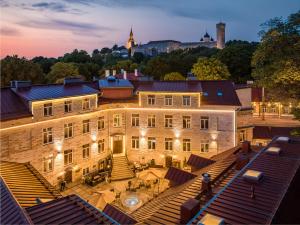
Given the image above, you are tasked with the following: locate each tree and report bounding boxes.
[111,60,138,72]
[76,63,101,81]
[291,107,300,136]
[143,57,171,80]
[47,62,79,83]
[252,10,300,99]
[60,49,91,63]
[216,40,258,83]
[31,56,57,74]
[164,72,185,80]
[100,47,112,54]
[191,57,230,80]
[1,55,44,87]
[132,52,145,64]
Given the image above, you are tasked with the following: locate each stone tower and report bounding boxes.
[216,22,225,49]
[127,27,135,49]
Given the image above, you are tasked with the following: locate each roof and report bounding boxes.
[0,161,61,207]
[99,78,134,89]
[103,204,137,224]
[0,177,33,225]
[26,195,117,225]
[253,126,300,139]
[164,167,197,185]
[147,40,181,44]
[13,83,98,101]
[187,154,215,170]
[189,137,300,225]
[135,81,203,93]
[0,88,32,121]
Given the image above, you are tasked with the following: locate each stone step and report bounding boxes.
[111,156,134,181]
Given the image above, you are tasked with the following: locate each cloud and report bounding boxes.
[31,2,68,12]
[0,27,21,36]
[0,0,9,7]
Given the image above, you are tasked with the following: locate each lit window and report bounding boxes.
[98,139,105,153]
[165,95,173,106]
[200,116,209,130]
[82,144,90,159]
[64,123,73,139]
[183,116,191,129]
[113,114,121,127]
[147,95,155,105]
[64,149,73,165]
[82,98,90,110]
[83,167,89,176]
[165,138,173,151]
[132,136,139,149]
[148,137,156,150]
[203,92,208,96]
[43,156,53,172]
[43,127,53,144]
[183,96,191,106]
[131,114,139,127]
[165,115,173,128]
[44,103,53,117]
[239,130,246,142]
[217,91,223,96]
[64,100,72,113]
[183,139,191,151]
[82,120,90,134]
[200,140,210,152]
[148,115,156,128]
[98,116,105,130]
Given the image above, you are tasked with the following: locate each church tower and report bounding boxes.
[127,27,136,49]
[216,22,225,49]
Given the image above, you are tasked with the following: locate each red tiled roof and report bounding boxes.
[253,126,300,139]
[190,137,300,225]
[26,195,117,225]
[103,204,137,224]
[164,167,197,185]
[187,154,215,170]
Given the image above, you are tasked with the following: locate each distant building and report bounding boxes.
[126,27,137,50]
[131,22,226,56]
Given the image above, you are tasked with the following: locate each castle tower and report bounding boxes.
[216,22,225,49]
[127,27,135,49]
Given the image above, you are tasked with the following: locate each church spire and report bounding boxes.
[130,27,133,38]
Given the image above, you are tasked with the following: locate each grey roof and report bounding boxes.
[135,81,203,93]
[13,84,99,101]
[99,78,134,89]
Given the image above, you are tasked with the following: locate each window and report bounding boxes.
[82,144,90,159]
[200,116,209,130]
[200,140,210,152]
[147,95,155,105]
[43,156,53,172]
[132,136,139,149]
[64,150,73,165]
[148,137,156,150]
[64,100,72,113]
[131,114,139,127]
[82,120,90,134]
[64,123,73,139]
[239,130,246,142]
[262,106,267,113]
[183,116,191,129]
[165,138,173,151]
[83,167,89,176]
[183,139,191,151]
[113,114,121,127]
[183,96,191,106]
[82,98,90,110]
[165,95,173,106]
[217,91,223,96]
[43,128,53,144]
[203,92,208,96]
[148,115,156,128]
[165,115,173,128]
[98,117,105,130]
[43,103,53,117]
[98,139,105,153]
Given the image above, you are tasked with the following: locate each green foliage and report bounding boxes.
[191,57,230,80]
[216,40,258,83]
[132,52,145,64]
[290,128,300,136]
[1,55,44,87]
[291,107,300,121]
[31,56,57,74]
[252,10,300,99]
[47,62,79,83]
[111,60,138,72]
[164,72,185,80]
[60,49,91,63]
[76,63,101,81]
[143,57,171,80]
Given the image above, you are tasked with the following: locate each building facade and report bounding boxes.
[1,78,248,185]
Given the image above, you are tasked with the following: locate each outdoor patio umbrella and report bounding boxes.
[138,170,160,181]
[94,190,116,209]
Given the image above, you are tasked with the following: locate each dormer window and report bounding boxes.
[82,98,90,110]
[217,91,223,96]
[43,103,53,117]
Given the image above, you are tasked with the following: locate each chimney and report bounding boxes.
[105,70,110,77]
[124,71,127,80]
[113,70,116,76]
[201,173,212,196]
[10,80,32,89]
[121,69,124,74]
[180,198,200,224]
[134,69,138,76]
[241,141,251,154]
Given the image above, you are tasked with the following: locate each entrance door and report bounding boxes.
[113,135,123,154]
[64,168,72,183]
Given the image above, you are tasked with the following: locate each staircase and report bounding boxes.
[111,156,134,181]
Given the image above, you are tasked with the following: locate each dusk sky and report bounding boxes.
[0,0,299,58]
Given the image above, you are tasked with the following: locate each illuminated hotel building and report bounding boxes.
[0,77,252,185]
